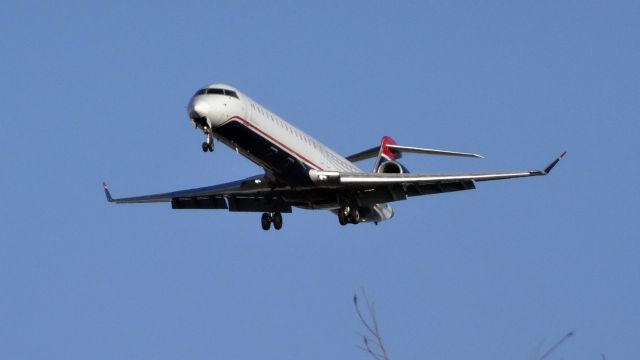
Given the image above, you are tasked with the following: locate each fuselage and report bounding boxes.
[187,83,393,221]
[189,84,362,178]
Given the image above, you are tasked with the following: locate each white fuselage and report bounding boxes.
[187,83,393,221]
[189,83,363,175]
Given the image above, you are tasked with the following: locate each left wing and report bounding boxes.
[103,175,295,213]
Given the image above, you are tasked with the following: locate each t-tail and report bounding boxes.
[373,136,412,174]
[341,136,483,224]
[345,135,483,174]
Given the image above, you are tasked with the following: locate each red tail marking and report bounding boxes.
[380,136,398,160]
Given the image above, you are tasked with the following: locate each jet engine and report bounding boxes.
[377,160,404,174]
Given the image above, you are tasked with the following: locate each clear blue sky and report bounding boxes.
[1,1,639,359]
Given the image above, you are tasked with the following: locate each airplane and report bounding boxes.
[103,83,565,230]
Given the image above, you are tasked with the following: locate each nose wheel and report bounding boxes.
[201,127,214,152]
[261,212,283,231]
[202,142,213,152]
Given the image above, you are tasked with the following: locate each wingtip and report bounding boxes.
[542,151,567,175]
[102,181,113,202]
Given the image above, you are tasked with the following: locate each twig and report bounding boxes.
[354,290,390,360]
[538,330,575,360]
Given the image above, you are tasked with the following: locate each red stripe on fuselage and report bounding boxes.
[222,115,324,171]
[218,115,392,216]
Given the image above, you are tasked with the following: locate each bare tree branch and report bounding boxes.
[354,290,390,360]
[357,345,386,360]
[538,330,575,360]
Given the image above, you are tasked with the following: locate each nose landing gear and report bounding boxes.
[201,126,214,152]
[261,212,283,231]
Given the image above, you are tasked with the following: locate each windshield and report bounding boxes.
[194,88,238,99]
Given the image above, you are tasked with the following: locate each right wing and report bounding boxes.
[311,152,566,188]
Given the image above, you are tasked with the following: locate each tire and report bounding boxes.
[261,213,271,231]
[338,207,348,226]
[348,206,360,224]
[202,142,209,152]
[273,212,283,230]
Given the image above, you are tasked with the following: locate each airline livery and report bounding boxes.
[104,83,565,230]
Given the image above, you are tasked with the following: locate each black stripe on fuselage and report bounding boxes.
[213,120,315,186]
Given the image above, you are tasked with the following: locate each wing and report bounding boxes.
[310,152,566,197]
[103,175,295,213]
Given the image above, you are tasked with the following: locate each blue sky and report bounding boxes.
[1,1,639,359]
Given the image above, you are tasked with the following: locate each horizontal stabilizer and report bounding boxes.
[344,146,380,162]
[345,142,482,162]
[386,144,482,158]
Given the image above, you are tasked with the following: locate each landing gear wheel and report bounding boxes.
[272,212,283,230]
[348,206,360,224]
[338,207,348,226]
[201,142,213,152]
[202,127,214,152]
[261,212,272,231]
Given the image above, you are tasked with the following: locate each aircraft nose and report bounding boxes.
[189,97,210,119]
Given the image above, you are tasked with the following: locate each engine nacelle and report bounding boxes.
[377,160,404,174]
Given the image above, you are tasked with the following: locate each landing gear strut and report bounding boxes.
[261,212,283,231]
[201,126,214,152]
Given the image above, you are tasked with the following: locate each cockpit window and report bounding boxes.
[194,88,239,99]
[206,88,224,95]
[224,90,238,98]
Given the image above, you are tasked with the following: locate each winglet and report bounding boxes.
[103,181,114,202]
[542,151,567,175]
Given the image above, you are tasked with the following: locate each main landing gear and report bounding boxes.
[261,212,283,231]
[338,206,360,226]
[201,126,214,152]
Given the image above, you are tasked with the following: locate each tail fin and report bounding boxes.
[379,136,399,161]
[374,136,410,173]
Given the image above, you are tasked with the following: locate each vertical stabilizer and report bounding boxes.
[373,136,410,173]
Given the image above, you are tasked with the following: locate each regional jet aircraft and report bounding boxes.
[103,83,565,230]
